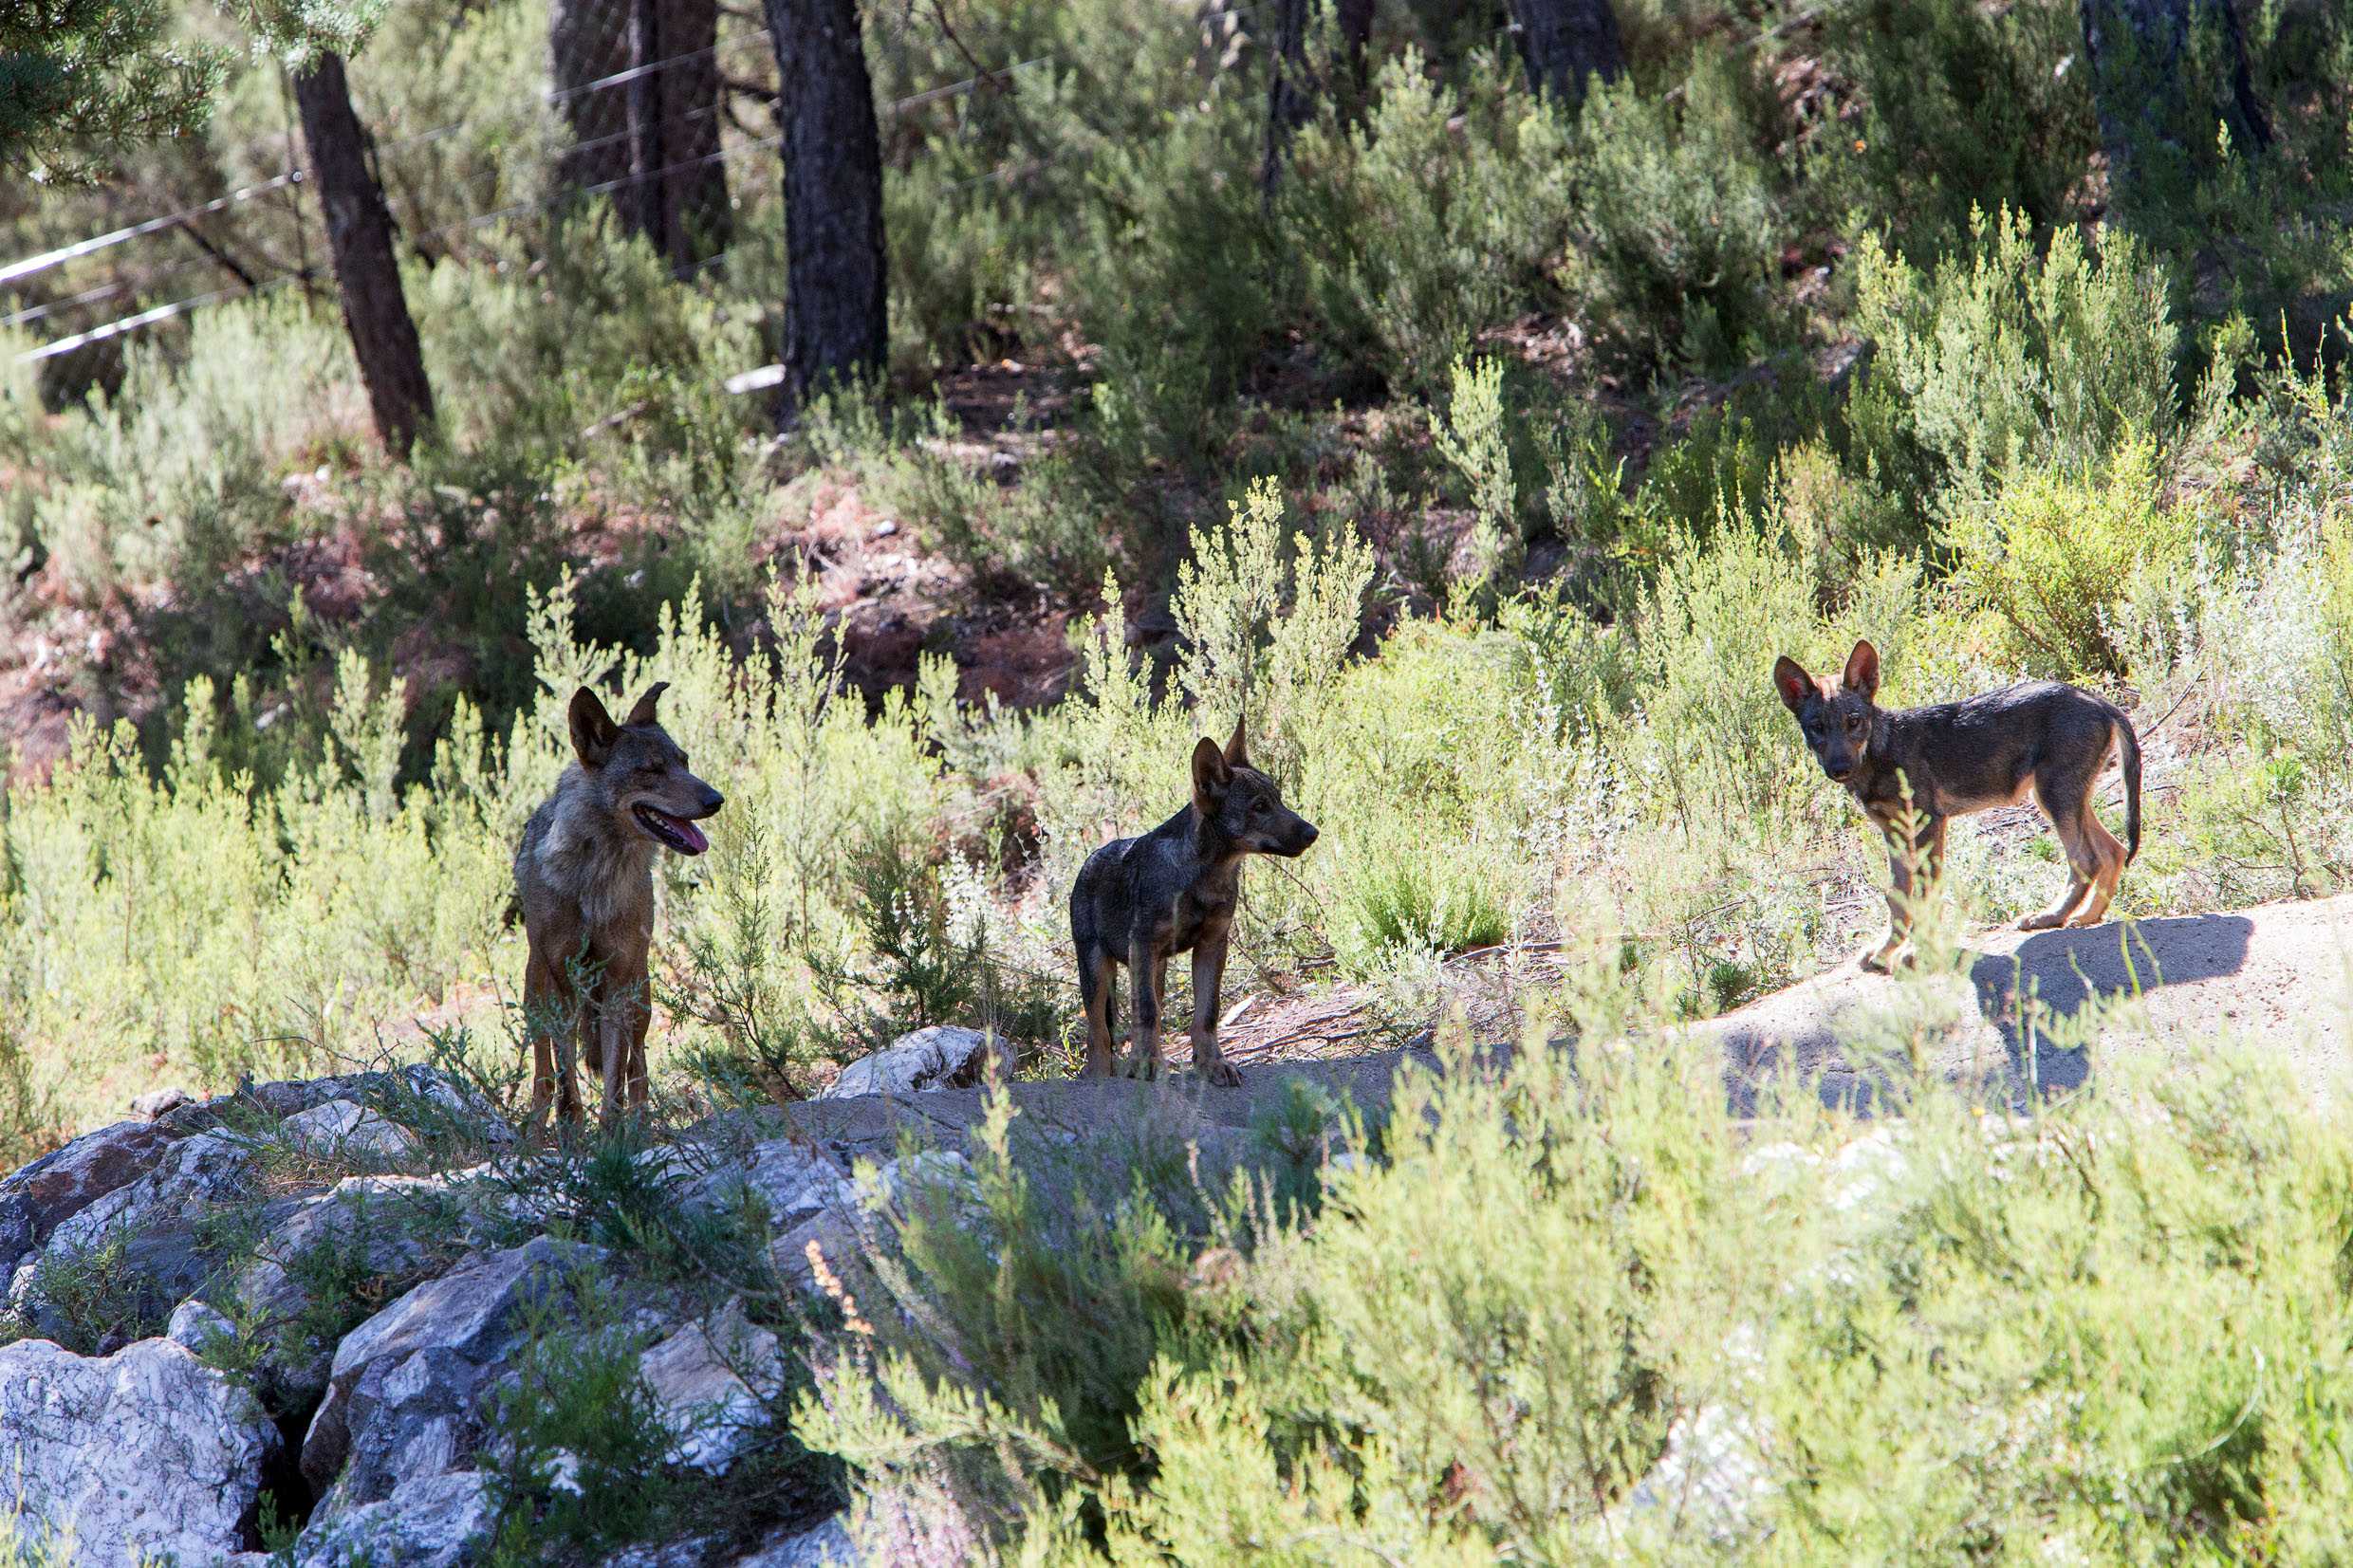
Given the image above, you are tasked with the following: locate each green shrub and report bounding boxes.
[1946,438,2196,679]
[1432,354,1519,585]
[1566,53,1787,369]
[1821,0,2097,259]
[793,1092,1204,1543]
[4,293,361,609]
[1847,209,2179,515]
[484,1278,670,1559]
[1282,51,1573,393]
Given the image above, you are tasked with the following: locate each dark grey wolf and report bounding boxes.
[1773,640,2141,971]
[514,682,723,1130]
[1069,722,1318,1085]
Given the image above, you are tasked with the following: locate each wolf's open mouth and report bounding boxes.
[633,804,710,856]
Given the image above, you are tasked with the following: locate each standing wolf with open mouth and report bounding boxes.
[514,682,724,1131]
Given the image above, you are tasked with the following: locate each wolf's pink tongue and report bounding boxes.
[676,817,709,855]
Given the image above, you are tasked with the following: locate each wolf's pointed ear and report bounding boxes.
[1192,736,1232,812]
[1222,716,1249,769]
[569,687,621,767]
[623,681,670,729]
[1771,655,1815,713]
[1843,639,1881,701]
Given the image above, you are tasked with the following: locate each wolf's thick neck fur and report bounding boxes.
[530,762,658,934]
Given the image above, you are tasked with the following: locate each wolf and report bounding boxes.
[1069,721,1319,1085]
[514,682,724,1131]
[1773,639,2141,971]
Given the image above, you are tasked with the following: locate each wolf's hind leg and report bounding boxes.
[1078,944,1118,1078]
[2025,766,2107,930]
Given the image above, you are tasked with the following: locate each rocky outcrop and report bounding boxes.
[282,1098,421,1161]
[0,1335,282,1567]
[1695,896,2353,1111]
[821,1024,1009,1098]
[0,1118,183,1281]
[639,1297,784,1471]
[301,1236,604,1512]
[295,1469,497,1568]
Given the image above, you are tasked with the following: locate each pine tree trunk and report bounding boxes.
[763,0,887,420]
[1263,0,1314,194]
[2081,0,2270,200]
[1334,0,1375,81]
[550,0,631,194]
[1509,0,1625,106]
[656,0,731,268]
[293,52,435,457]
[551,0,729,270]
[625,0,666,242]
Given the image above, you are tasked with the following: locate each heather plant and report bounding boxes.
[1566,54,1787,369]
[1432,354,1518,585]
[1846,210,2178,516]
[1282,51,1574,390]
[1945,437,2197,680]
[1819,0,2096,259]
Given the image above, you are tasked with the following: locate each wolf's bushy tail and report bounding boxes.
[2117,717,2142,863]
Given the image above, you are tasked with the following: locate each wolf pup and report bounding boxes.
[1773,640,2141,972]
[1069,721,1318,1085]
[514,682,723,1130]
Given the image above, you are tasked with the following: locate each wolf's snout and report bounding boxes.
[697,788,725,818]
[1299,822,1319,847]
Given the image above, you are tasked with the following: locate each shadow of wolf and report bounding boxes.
[1070,721,1318,1085]
[514,682,724,1132]
[1775,639,2141,972]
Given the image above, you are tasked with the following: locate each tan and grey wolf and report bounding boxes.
[1069,722,1318,1085]
[1773,640,2141,971]
[514,682,723,1130]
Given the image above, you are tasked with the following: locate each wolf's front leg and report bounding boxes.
[1190,943,1242,1087]
[1124,933,1164,1079]
[1864,815,1943,973]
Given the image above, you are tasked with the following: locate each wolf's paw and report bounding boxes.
[1196,1056,1243,1089]
[2016,912,2066,932]
[1859,942,1901,975]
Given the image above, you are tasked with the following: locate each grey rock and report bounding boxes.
[247,1065,515,1145]
[694,1137,851,1229]
[237,1174,458,1399]
[131,1086,196,1119]
[770,1208,861,1297]
[822,1025,1008,1098]
[325,1346,482,1512]
[281,1098,419,1161]
[0,1117,182,1280]
[302,1236,602,1506]
[167,1296,236,1351]
[0,1336,281,1568]
[43,1131,261,1262]
[602,1538,720,1568]
[639,1297,783,1472]
[733,1515,861,1567]
[292,1468,495,1568]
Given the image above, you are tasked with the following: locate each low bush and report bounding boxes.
[1945,437,2196,680]
[1820,0,2096,259]
[1283,51,1574,391]
[1847,209,2179,517]
[1566,53,1788,370]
